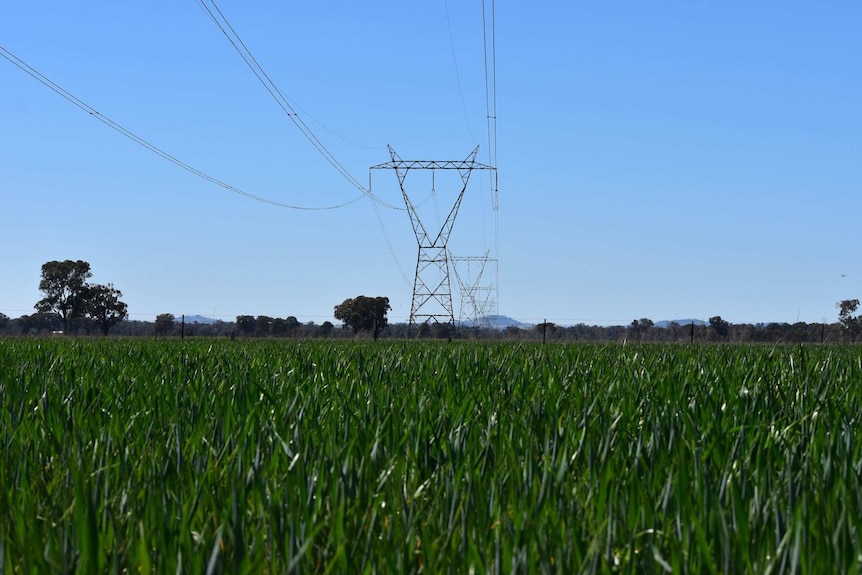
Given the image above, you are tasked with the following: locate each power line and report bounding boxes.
[196,0,402,211]
[481,0,500,315]
[0,43,364,211]
[194,0,413,285]
[371,197,413,288]
[443,0,477,143]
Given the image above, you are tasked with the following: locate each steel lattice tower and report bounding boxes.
[450,252,497,328]
[371,146,493,333]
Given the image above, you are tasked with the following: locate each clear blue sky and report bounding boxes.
[2,1,860,326]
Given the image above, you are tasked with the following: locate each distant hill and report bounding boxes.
[177,315,217,324]
[460,315,533,330]
[654,319,707,328]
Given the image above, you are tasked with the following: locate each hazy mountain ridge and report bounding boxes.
[176,315,217,324]
[654,319,708,328]
[459,315,533,329]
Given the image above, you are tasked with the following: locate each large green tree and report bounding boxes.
[85,283,128,335]
[35,260,92,332]
[334,296,391,340]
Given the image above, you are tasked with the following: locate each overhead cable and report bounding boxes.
[196,0,403,211]
[0,44,365,211]
[195,0,413,283]
[482,0,500,315]
[443,0,476,143]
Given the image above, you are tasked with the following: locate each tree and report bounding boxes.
[334,296,391,340]
[236,315,256,336]
[35,260,92,332]
[536,321,557,342]
[0,312,8,332]
[84,283,128,335]
[155,313,176,336]
[285,316,301,332]
[271,316,301,337]
[709,316,730,338]
[319,321,334,337]
[837,299,861,341]
[256,315,276,337]
[629,318,654,340]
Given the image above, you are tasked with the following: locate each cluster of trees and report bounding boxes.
[143,315,335,339]
[235,315,317,337]
[143,296,391,339]
[0,265,393,337]
[11,260,128,335]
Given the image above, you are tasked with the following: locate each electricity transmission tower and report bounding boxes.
[450,252,497,328]
[371,146,493,333]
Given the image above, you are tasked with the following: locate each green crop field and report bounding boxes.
[2,339,862,573]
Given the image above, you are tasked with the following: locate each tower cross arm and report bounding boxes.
[371,160,495,170]
[370,146,493,171]
[370,159,494,170]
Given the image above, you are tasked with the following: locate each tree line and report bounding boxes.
[0,260,394,339]
[4,311,861,344]
[3,260,862,343]
[529,317,853,344]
